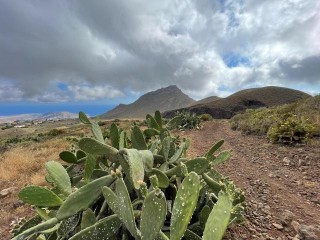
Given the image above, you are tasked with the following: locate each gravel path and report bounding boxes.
[179,120,320,240]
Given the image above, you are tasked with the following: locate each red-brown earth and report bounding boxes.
[178,120,320,240]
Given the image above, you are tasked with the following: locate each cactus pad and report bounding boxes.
[170,172,200,240]
[140,189,167,240]
[45,161,72,196]
[19,186,63,207]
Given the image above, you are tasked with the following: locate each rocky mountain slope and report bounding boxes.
[100,85,195,119]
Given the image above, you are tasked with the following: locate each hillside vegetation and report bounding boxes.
[164,86,310,119]
[231,95,320,143]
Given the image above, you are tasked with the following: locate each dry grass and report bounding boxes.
[0,138,70,239]
[0,138,68,182]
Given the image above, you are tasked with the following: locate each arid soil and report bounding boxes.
[179,120,320,240]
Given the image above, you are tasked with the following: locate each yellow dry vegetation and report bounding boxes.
[0,138,70,239]
[0,138,68,184]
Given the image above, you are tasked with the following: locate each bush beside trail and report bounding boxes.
[231,95,320,144]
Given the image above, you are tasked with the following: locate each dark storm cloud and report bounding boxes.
[274,55,320,83]
[0,0,319,101]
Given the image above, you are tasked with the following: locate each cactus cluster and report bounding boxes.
[167,111,201,130]
[12,111,245,240]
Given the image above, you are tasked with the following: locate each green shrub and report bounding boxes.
[12,111,245,240]
[231,95,320,143]
[168,111,201,130]
[5,136,22,144]
[132,120,146,127]
[5,135,42,145]
[98,120,109,126]
[200,113,213,121]
[1,125,14,130]
[65,136,80,143]
[31,136,40,142]
[47,128,65,136]
[267,116,320,143]
[231,108,276,135]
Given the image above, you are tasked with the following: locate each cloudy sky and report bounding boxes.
[0,0,319,106]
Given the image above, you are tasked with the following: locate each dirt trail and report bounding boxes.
[179,120,320,240]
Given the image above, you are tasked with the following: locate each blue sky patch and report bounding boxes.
[223,53,251,68]
[57,83,68,91]
[218,0,242,28]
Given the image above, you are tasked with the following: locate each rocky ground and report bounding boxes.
[179,120,320,240]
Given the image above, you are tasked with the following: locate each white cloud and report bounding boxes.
[68,85,124,101]
[0,0,319,102]
[0,81,23,101]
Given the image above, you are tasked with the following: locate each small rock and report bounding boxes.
[0,187,14,198]
[280,210,294,226]
[13,200,24,208]
[298,224,320,240]
[299,159,306,167]
[283,157,291,165]
[310,198,320,205]
[293,235,300,240]
[292,221,301,233]
[273,223,284,230]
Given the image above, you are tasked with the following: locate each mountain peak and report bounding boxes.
[100,85,195,119]
[163,85,179,90]
[139,85,183,99]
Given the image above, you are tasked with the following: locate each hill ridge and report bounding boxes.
[164,86,310,119]
[188,96,221,107]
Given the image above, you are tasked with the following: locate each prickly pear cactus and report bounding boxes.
[170,172,200,240]
[167,110,201,130]
[13,111,245,240]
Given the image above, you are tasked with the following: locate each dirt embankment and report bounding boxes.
[180,120,320,240]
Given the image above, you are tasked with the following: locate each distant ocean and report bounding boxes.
[0,103,115,117]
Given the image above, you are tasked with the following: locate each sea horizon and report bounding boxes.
[0,103,115,117]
